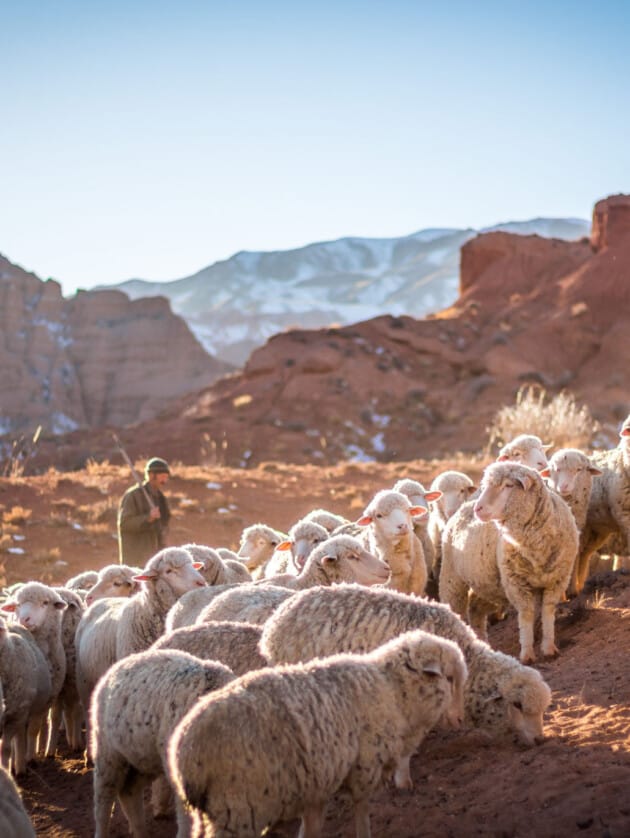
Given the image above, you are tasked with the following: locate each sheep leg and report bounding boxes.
[572,528,610,595]
[151,774,174,816]
[118,773,150,838]
[515,600,536,664]
[540,588,562,658]
[174,796,194,838]
[393,754,413,790]
[353,799,372,838]
[93,756,126,838]
[26,712,45,763]
[467,594,496,642]
[64,703,84,751]
[46,698,63,756]
[298,804,326,838]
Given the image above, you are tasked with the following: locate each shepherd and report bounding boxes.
[116,453,172,566]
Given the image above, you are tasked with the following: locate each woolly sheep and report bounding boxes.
[0,617,52,776]
[426,470,477,581]
[572,416,630,593]
[393,478,443,596]
[357,489,427,595]
[48,587,85,754]
[496,434,551,470]
[196,585,295,626]
[115,547,206,659]
[152,621,267,675]
[84,564,141,606]
[264,519,330,577]
[261,584,552,748]
[258,534,390,590]
[181,543,252,584]
[169,629,466,838]
[65,570,99,593]
[236,523,286,579]
[300,507,350,533]
[164,584,240,632]
[473,461,579,663]
[0,764,36,837]
[91,649,234,838]
[2,582,67,757]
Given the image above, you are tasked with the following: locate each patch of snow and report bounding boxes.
[371,433,386,453]
[7,547,25,555]
[344,444,375,463]
[12,534,25,541]
[51,413,80,434]
[206,482,223,490]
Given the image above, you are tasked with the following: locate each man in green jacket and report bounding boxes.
[117,457,172,566]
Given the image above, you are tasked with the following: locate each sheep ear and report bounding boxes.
[588,466,603,476]
[514,473,535,491]
[483,691,503,704]
[54,600,67,611]
[539,467,551,478]
[496,453,511,462]
[424,491,442,503]
[409,506,427,517]
[355,515,372,527]
[192,562,204,570]
[133,571,158,582]
[467,485,478,495]
[276,540,292,551]
[1,602,16,613]
[422,661,443,677]
[321,554,339,567]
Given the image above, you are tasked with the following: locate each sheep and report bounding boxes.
[236,523,287,580]
[262,519,330,578]
[165,584,243,632]
[65,570,99,593]
[572,416,630,593]
[472,461,579,663]
[152,621,267,675]
[258,534,390,590]
[196,585,295,626]
[91,649,235,838]
[393,478,443,596]
[496,434,551,470]
[169,629,466,838]
[0,617,52,775]
[426,470,477,582]
[48,587,85,754]
[115,547,206,659]
[260,584,552,749]
[1,582,67,756]
[84,564,141,606]
[300,508,350,533]
[0,764,36,837]
[181,543,252,584]
[356,489,428,595]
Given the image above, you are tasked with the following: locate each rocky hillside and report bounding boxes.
[0,259,232,438]
[31,194,629,473]
[105,218,589,365]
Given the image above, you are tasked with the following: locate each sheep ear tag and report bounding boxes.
[356,516,372,527]
[276,541,292,551]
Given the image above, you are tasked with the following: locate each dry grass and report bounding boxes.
[2,506,33,525]
[486,385,599,453]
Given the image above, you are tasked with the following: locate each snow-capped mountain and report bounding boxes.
[105,218,589,365]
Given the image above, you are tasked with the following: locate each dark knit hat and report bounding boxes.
[145,457,170,476]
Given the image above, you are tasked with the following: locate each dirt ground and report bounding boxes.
[2,457,630,837]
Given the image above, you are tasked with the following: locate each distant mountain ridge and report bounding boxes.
[102,217,589,365]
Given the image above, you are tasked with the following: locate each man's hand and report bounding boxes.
[148,507,161,522]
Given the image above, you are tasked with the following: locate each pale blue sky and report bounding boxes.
[2,0,629,295]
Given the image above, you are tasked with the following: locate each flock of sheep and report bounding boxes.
[1,414,630,838]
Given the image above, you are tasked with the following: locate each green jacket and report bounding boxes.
[117,482,171,566]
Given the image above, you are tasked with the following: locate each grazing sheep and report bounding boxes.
[301,508,350,534]
[164,584,241,632]
[473,462,578,663]
[237,523,286,580]
[48,587,85,754]
[572,416,630,593]
[261,584,552,748]
[357,489,428,595]
[91,649,234,838]
[0,617,52,776]
[0,764,36,837]
[259,534,390,590]
[182,543,252,584]
[496,434,551,470]
[196,585,295,626]
[2,582,67,756]
[65,570,99,593]
[115,547,206,659]
[426,470,477,582]
[84,564,141,606]
[169,629,466,838]
[153,621,267,675]
[264,519,330,577]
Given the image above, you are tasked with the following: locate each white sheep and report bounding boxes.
[572,416,630,592]
[2,582,67,757]
[181,543,252,584]
[260,583,552,749]
[392,478,443,590]
[0,617,52,776]
[91,648,235,838]
[48,587,85,754]
[169,629,466,838]
[152,621,267,675]
[84,564,141,606]
[263,519,330,577]
[426,470,477,582]
[236,523,287,579]
[473,461,579,663]
[196,585,295,626]
[164,583,241,632]
[300,507,350,533]
[496,434,551,470]
[0,764,36,836]
[115,547,206,659]
[65,570,99,593]
[356,489,428,595]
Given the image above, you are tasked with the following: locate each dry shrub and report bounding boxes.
[3,506,32,526]
[76,498,117,525]
[486,386,599,453]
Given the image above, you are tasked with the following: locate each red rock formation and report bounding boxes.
[591,194,630,252]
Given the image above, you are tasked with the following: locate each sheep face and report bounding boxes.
[358,491,424,543]
[393,480,442,522]
[540,451,602,498]
[135,555,206,597]
[237,530,281,566]
[317,539,390,586]
[85,566,139,606]
[497,435,550,471]
[433,479,476,520]
[2,587,66,630]
[474,464,540,524]
[289,523,329,571]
